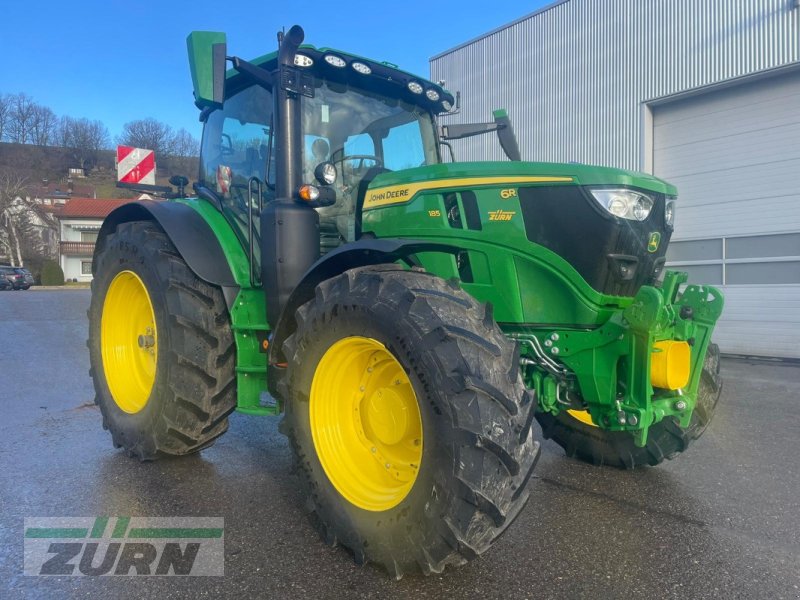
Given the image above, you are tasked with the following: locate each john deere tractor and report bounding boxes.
[88,25,724,577]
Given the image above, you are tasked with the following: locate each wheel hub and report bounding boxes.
[310,336,423,512]
[364,387,409,446]
[100,270,158,414]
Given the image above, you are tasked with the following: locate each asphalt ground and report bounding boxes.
[1,289,799,599]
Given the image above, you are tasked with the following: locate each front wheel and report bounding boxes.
[536,343,723,469]
[281,265,539,577]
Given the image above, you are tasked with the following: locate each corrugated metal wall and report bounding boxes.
[430,0,800,170]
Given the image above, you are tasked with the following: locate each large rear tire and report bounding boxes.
[88,220,237,460]
[536,343,722,469]
[281,265,540,578]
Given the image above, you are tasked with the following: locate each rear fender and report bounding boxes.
[96,200,240,305]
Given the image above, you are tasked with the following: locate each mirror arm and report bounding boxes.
[231,56,274,89]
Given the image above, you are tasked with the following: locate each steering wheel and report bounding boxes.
[331,153,384,189]
[339,154,383,171]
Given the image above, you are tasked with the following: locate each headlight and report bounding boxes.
[425,89,440,101]
[589,188,654,221]
[665,198,676,228]
[314,162,337,185]
[441,99,453,111]
[407,81,423,94]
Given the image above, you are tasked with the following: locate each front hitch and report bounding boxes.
[520,271,724,446]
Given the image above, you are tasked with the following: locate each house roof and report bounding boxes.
[31,182,96,199]
[57,198,135,219]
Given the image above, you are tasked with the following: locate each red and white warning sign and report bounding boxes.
[116,145,156,185]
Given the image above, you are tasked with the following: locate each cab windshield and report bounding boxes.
[302,80,439,246]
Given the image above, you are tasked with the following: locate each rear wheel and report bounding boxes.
[536,343,722,469]
[88,220,237,460]
[282,265,539,577]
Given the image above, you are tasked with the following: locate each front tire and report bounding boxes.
[88,220,237,460]
[536,343,723,468]
[282,265,539,577]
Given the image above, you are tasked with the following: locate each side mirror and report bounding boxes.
[169,175,190,198]
[187,31,227,108]
[492,109,521,162]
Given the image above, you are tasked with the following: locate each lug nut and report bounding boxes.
[675,400,687,411]
[544,339,553,347]
[137,334,155,349]
[628,414,639,426]
[550,333,559,341]
[551,347,560,355]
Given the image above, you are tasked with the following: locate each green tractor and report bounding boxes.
[88,25,724,577]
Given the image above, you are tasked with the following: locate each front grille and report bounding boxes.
[518,185,671,297]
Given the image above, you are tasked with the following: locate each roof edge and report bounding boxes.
[429,0,570,62]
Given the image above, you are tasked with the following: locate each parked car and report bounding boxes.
[0,276,12,291]
[0,266,29,290]
[13,268,34,289]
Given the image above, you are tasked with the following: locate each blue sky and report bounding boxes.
[0,0,551,142]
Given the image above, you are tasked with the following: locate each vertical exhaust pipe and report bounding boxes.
[261,24,320,329]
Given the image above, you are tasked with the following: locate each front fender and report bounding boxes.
[268,237,460,372]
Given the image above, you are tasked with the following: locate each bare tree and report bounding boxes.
[6,93,37,144]
[118,118,177,158]
[170,127,200,175]
[0,94,9,142]
[30,104,57,146]
[0,171,59,267]
[0,172,31,266]
[56,116,110,174]
[172,128,200,158]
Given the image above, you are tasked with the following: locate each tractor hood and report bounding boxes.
[362,160,677,300]
[364,160,677,203]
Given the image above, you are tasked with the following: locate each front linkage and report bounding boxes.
[514,271,724,447]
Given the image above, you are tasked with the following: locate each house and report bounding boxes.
[56,198,133,281]
[28,180,96,207]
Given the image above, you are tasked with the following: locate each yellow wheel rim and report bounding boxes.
[567,409,598,427]
[310,336,423,512]
[101,270,158,414]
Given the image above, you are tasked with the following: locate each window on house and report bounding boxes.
[80,231,98,243]
[81,261,92,275]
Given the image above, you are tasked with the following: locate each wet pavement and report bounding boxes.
[1,289,799,599]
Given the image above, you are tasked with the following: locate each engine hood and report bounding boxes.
[365,161,677,200]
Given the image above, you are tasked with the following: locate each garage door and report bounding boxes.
[653,69,800,358]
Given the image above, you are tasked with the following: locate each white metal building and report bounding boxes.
[430,0,800,358]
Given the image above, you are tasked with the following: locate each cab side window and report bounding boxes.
[200,85,275,207]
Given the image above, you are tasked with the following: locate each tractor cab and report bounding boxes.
[193,33,451,264]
